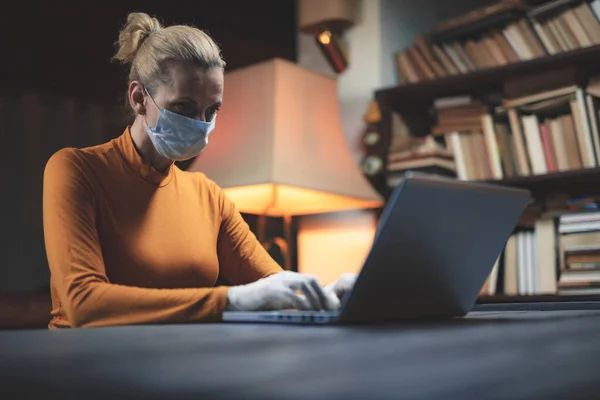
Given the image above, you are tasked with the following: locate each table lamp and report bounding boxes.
[188,58,383,270]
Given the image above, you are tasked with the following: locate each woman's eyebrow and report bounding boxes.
[173,96,197,104]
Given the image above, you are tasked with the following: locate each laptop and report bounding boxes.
[223,171,531,325]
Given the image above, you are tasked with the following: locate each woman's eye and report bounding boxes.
[206,108,219,121]
[172,103,196,117]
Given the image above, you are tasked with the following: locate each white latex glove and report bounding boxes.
[324,273,358,302]
[226,271,340,311]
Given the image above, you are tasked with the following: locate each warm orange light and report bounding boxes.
[318,31,332,44]
[298,210,376,285]
[223,183,382,216]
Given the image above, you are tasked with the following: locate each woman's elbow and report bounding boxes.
[64,280,103,328]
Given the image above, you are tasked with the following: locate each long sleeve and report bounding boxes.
[214,183,284,285]
[43,150,229,328]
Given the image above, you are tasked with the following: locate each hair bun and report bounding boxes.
[112,12,162,64]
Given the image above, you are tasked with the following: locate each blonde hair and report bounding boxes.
[112,12,225,94]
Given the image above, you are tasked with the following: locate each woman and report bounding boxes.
[42,12,356,329]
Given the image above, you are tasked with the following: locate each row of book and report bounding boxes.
[480,208,600,296]
[434,80,600,181]
[396,0,600,84]
[480,217,555,296]
[531,0,600,55]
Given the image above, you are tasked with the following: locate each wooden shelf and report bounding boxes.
[477,294,600,303]
[476,294,600,312]
[474,294,600,311]
[375,45,600,111]
[480,167,600,199]
[380,168,600,202]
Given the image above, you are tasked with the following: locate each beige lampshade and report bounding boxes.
[188,58,383,216]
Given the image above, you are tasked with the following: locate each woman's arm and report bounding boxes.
[212,183,284,285]
[43,150,229,328]
[200,179,343,312]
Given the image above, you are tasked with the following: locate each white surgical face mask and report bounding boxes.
[144,87,216,161]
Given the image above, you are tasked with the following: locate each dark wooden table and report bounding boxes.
[1,310,600,399]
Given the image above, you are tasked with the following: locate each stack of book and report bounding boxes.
[386,135,456,187]
[395,0,600,84]
[432,97,488,135]
[557,211,600,294]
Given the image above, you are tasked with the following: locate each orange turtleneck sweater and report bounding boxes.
[43,128,282,328]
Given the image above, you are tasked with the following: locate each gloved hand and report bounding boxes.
[324,273,358,302]
[226,271,340,312]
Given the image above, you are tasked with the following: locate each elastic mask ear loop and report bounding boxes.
[143,86,160,128]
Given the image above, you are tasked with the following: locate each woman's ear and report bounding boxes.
[128,81,146,116]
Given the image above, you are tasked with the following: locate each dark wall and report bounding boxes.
[0,0,297,293]
[0,0,297,104]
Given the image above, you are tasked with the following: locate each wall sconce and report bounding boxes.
[298,0,359,74]
[315,30,349,73]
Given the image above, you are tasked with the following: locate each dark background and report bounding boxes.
[0,0,297,104]
[0,0,298,295]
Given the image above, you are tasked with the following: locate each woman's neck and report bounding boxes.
[130,117,173,173]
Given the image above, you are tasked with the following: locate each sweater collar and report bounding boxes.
[114,127,174,187]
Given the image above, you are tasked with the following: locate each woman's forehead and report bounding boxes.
[160,64,223,102]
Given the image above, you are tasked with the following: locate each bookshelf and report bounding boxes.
[368,0,600,303]
[377,44,600,109]
[488,166,600,197]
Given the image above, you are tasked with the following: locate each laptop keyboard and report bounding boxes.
[264,310,340,323]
